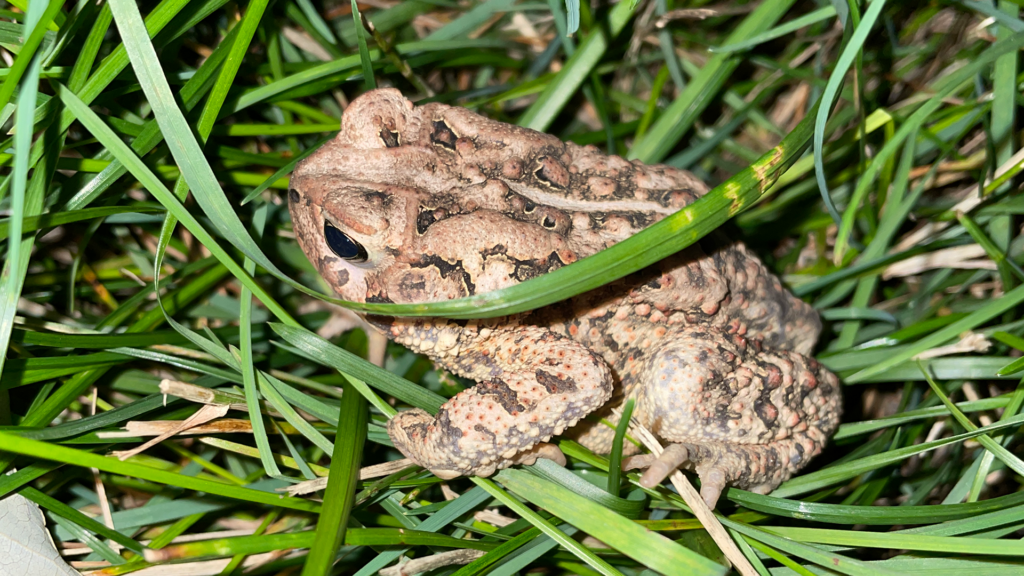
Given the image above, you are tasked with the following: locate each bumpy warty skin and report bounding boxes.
[288,88,842,506]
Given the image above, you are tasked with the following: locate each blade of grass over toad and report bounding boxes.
[0,0,45,391]
[55,84,295,326]
[0,432,320,512]
[495,470,727,576]
[628,0,798,163]
[329,98,820,318]
[813,0,887,226]
[302,378,366,576]
[518,0,637,131]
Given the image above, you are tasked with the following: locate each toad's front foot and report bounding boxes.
[386,324,613,479]
[388,406,570,479]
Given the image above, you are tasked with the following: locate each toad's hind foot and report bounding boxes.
[509,442,567,467]
[622,443,726,509]
[622,440,805,509]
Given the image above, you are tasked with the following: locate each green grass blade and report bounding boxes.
[518,0,636,131]
[54,83,297,326]
[476,476,630,576]
[767,525,1024,556]
[0,205,164,240]
[711,6,837,53]
[833,30,1024,261]
[772,413,1024,498]
[351,0,376,91]
[0,0,62,111]
[0,432,320,512]
[497,469,726,575]
[606,398,634,494]
[628,0,797,163]
[0,0,46,386]
[270,323,446,413]
[846,281,1024,382]
[919,363,1024,478]
[720,519,900,576]
[20,486,145,555]
[302,377,367,575]
[813,0,888,226]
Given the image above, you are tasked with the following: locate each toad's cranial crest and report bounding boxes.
[288,88,841,508]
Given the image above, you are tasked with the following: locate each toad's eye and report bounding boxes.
[324,221,368,263]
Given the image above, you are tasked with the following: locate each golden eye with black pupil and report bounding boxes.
[323,221,368,262]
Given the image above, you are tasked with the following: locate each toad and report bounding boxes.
[288,88,841,507]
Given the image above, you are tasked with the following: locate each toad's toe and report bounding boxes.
[510,442,567,467]
[696,466,728,509]
[639,444,690,489]
[621,454,656,472]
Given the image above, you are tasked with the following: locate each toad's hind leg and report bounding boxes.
[627,327,840,507]
[385,321,613,479]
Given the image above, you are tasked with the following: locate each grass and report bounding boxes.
[1,0,1024,574]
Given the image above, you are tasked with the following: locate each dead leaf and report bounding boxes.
[0,493,80,576]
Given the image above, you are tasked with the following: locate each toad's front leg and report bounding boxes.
[382,318,613,479]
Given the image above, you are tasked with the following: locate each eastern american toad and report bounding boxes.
[288,88,841,507]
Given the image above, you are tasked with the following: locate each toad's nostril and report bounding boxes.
[288,189,300,203]
[379,127,400,148]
